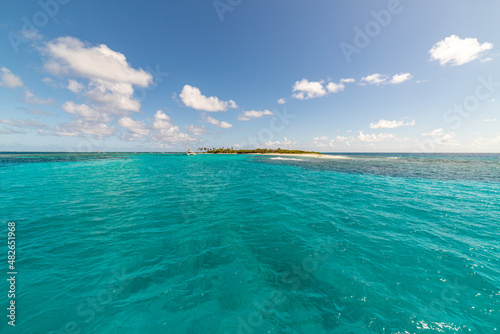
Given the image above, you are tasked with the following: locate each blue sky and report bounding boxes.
[0,0,499,152]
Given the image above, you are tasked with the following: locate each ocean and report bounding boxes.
[1,152,499,333]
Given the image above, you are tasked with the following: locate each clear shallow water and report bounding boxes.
[1,153,499,334]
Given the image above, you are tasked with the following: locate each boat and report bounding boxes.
[185,129,196,156]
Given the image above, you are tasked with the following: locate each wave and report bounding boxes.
[321,155,350,160]
[270,157,306,161]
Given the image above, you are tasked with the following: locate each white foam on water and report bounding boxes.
[270,157,306,161]
[321,155,350,160]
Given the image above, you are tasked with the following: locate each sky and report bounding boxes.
[0,0,499,152]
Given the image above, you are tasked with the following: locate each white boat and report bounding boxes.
[185,130,196,156]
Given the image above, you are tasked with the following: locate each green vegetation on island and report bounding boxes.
[196,147,321,155]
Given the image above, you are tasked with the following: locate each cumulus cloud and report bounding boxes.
[67,79,83,93]
[43,36,152,86]
[332,136,348,143]
[219,121,232,129]
[55,119,115,138]
[361,73,388,85]
[265,136,295,148]
[42,36,153,114]
[421,128,455,143]
[62,101,107,121]
[292,79,347,99]
[429,35,493,66]
[186,125,207,136]
[179,85,237,112]
[370,119,415,129]
[85,79,141,113]
[152,110,188,142]
[329,136,351,147]
[118,117,150,138]
[24,90,55,105]
[389,73,413,84]
[358,131,395,142]
[326,82,345,93]
[361,73,413,85]
[277,98,286,104]
[237,110,273,121]
[313,135,351,148]
[292,79,326,99]
[202,112,233,128]
[340,78,355,83]
[0,67,23,88]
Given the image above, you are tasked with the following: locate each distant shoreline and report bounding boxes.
[198,148,322,155]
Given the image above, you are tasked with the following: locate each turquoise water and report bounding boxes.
[1,153,499,333]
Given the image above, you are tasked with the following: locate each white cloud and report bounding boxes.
[389,73,413,84]
[333,136,348,142]
[0,67,23,88]
[313,136,328,141]
[361,73,388,85]
[361,73,413,85]
[85,79,141,113]
[326,82,345,93]
[429,35,493,66]
[421,128,456,144]
[118,116,150,138]
[265,136,295,148]
[322,135,351,148]
[340,78,355,83]
[24,90,55,105]
[179,85,237,112]
[292,79,326,99]
[277,98,286,104]
[43,36,152,86]
[67,79,83,93]
[358,131,395,142]
[62,101,107,121]
[422,128,444,136]
[186,125,207,136]
[54,126,80,137]
[370,119,415,129]
[42,36,153,114]
[55,119,115,138]
[237,110,273,121]
[219,121,232,129]
[202,112,233,128]
[152,110,187,142]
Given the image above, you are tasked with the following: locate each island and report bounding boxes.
[196,147,322,155]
